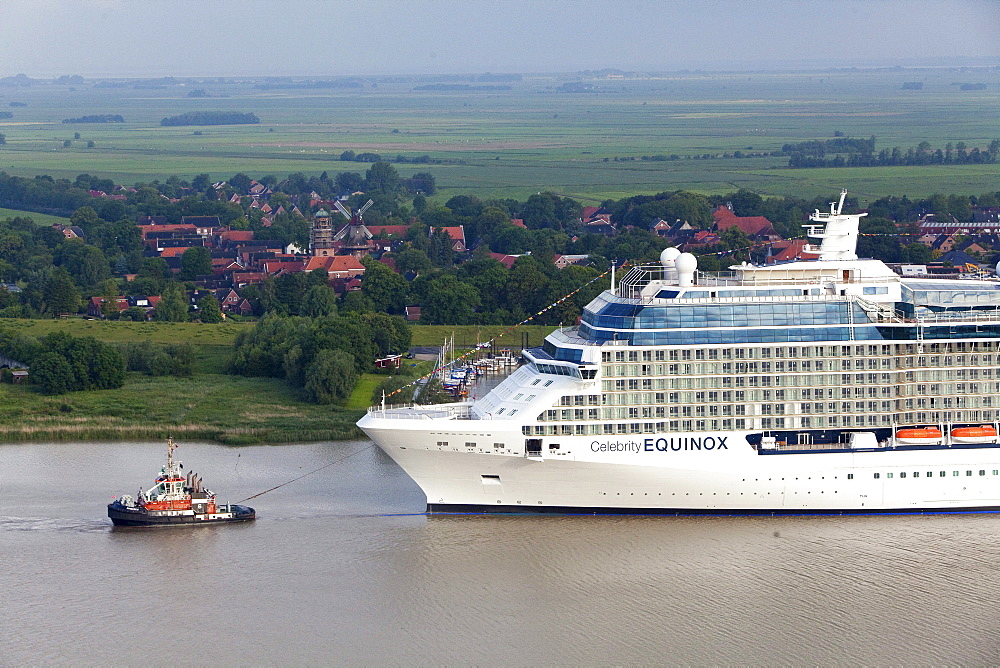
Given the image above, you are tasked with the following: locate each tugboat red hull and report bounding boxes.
[108,501,255,527]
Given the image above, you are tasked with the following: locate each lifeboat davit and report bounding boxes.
[895,427,943,445]
[951,425,999,444]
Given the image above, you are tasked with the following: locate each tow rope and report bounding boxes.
[238,444,375,502]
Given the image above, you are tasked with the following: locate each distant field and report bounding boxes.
[0,206,69,226]
[1,68,998,200]
[1,318,557,350]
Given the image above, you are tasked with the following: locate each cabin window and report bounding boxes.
[967,470,973,476]
[954,471,960,476]
[887,473,893,479]
[980,470,987,476]
[873,473,880,479]
[900,472,907,479]
[940,471,946,477]
[926,472,932,477]
[847,474,854,480]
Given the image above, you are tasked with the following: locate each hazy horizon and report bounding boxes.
[1,0,997,79]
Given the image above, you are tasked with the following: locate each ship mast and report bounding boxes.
[802,189,867,261]
[165,437,177,474]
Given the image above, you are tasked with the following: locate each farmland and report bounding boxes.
[1,67,998,204]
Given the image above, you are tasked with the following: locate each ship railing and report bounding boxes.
[914,310,1000,325]
[366,403,475,420]
[616,265,898,299]
[853,296,906,323]
[627,293,864,306]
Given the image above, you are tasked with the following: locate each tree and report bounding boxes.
[192,173,212,192]
[32,352,75,394]
[229,172,252,194]
[335,171,364,194]
[394,247,433,276]
[156,284,189,322]
[422,275,480,325]
[301,285,338,317]
[43,268,80,315]
[361,258,408,313]
[179,246,212,281]
[303,349,357,404]
[69,206,101,236]
[198,293,223,323]
[408,172,436,195]
[365,162,401,197]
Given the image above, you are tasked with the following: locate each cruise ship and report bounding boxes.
[359,191,1000,514]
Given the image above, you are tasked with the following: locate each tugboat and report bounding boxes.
[108,438,255,527]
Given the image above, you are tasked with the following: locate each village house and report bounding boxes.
[712,204,781,241]
[304,255,366,281]
[553,254,590,269]
[430,226,467,252]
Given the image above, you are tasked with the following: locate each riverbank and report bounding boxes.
[0,373,364,444]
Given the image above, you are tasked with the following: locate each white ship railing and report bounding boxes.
[366,403,475,420]
[914,310,1000,325]
[616,265,899,299]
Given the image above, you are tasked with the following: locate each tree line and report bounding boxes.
[787,136,1000,168]
[160,111,259,126]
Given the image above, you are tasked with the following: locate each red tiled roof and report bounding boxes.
[263,259,306,274]
[159,246,192,258]
[489,252,520,269]
[139,224,197,238]
[366,225,410,237]
[304,255,366,274]
[218,230,254,242]
[433,226,466,243]
[712,206,776,237]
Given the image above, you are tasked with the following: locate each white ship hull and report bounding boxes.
[360,415,1000,513]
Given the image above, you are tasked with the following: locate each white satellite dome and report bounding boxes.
[660,247,681,267]
[675,252,698,287]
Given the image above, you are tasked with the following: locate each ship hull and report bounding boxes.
[361,415,1000,514]
[108,502,255,526]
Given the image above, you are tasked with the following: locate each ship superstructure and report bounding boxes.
[359,191,1000,514]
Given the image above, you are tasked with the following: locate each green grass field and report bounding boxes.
[0,206,69,226]
[0,373,364,444]
[0,318,552,442]
[1,68,997,201]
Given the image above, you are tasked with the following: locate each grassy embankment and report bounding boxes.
[0,319,556,443]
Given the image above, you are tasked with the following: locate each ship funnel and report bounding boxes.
[675,253,697,287]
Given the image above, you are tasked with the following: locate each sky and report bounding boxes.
[0,0,997,78]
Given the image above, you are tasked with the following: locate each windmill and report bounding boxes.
[331,199,376,254]
[333,199,374,225]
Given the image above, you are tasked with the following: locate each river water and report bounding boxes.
[3,440,1000,664]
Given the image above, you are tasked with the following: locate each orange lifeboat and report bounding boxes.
[951,425,998,444]
[895,427,943,445]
